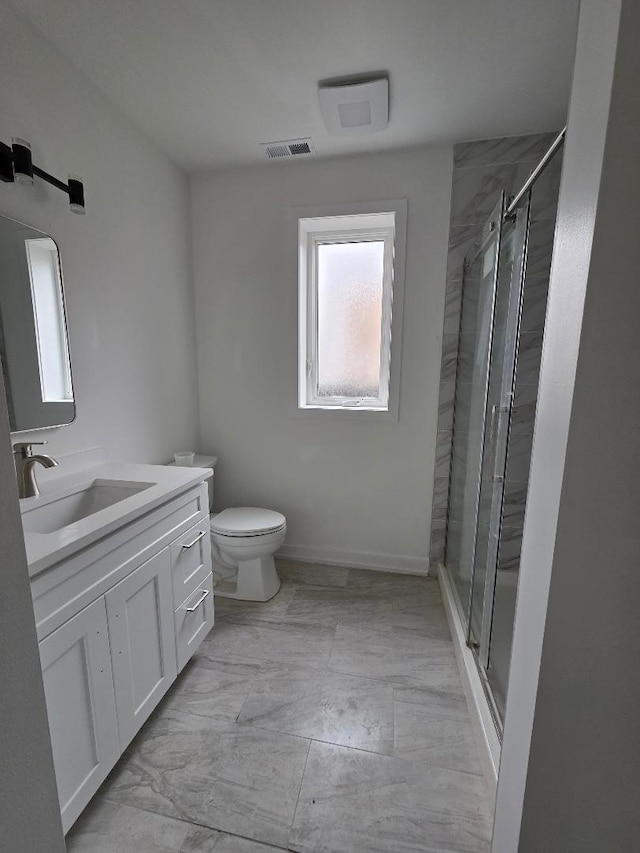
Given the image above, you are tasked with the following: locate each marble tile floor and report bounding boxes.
[66,561,493,853]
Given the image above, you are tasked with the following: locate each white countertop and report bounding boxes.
[22,462,212,577]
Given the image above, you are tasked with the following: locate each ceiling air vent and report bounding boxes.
[260,138,316,159]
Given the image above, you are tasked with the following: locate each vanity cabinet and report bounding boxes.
[32,481,214,833]
[39,597,120,832]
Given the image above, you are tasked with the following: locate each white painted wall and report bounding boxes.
[0,369,65,851]
[492,1,640,850]
[0,2,200,469]
[0,5,202,843]
[517,0,640,848]
[191,148,452,571]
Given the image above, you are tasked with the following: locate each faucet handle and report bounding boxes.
[12,441,47,457]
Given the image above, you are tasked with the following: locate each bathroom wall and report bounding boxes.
[0,368,65,851]
[429,131,562,568]
[494,0,640,848]
[0,2,200,470]
[191,147,452,572]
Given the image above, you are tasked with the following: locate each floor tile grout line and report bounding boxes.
[199,643,334,673]
[99,795,218,839]
[322,661,463,689]
[232,661,265,724]
[104,794,292,851]
[235,718,395,760]
[102,790,294,851]
[391,679,397,755]
[243,656,426,690]
[165,705,316,747]
[195,619,465,700]
[289,737,313,848]
[209,613,339,640]
[326,618,339,668]
[192,648,463,698]
[232,713,485,778]
[218,615,453,641]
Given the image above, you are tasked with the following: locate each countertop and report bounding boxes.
[22,462,212,577]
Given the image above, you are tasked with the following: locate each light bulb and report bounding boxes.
[11,137,34,186]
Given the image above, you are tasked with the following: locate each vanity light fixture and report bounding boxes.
[0,137,86,214]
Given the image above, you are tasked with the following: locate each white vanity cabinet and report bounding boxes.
[30,479,214,833]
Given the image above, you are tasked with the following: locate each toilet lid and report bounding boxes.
[211,507,286,537]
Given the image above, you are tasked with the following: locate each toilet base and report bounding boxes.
[213,553,281,602]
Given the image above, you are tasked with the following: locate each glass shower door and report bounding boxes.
[468,197,531,676]
[446,191,531,729]
[447,195,505,620]
[483,197,532,717]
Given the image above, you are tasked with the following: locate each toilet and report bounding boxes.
[210,506,286,601]
[172,455,286,602]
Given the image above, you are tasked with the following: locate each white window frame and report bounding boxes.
[297,201,406,416]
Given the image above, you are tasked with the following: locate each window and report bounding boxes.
[298,210,400,412]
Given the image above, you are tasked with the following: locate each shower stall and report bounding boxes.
[443,131,564,729]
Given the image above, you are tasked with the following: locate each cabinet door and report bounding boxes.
[106,548,177,749]
[39,597,120,833]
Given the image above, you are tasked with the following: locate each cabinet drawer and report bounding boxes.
[170,519,212,608]
[175,573,214,673]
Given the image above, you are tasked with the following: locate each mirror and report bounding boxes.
[0,214,75,432]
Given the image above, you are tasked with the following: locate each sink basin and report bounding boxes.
[21,479,155,534]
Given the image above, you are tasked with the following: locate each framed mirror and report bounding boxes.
[0,214,75,432]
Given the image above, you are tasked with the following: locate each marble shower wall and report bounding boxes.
[429,132,563,569]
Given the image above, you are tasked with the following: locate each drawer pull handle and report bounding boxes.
[181,530,206,550]
[185,588,211,612]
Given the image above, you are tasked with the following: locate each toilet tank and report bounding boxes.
[168,454,217,512]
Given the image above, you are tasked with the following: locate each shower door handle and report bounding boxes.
[489,404,510,483]
[489,404,499,445]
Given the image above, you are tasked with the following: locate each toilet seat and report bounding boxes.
[211,507,286,538]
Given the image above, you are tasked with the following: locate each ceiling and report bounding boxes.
[12,0,580,172]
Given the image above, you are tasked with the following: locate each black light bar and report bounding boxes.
[0,137,85,214]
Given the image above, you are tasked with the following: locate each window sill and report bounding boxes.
[299,404,388,413]
[293,403,399,422]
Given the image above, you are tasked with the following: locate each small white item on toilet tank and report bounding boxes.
[173,451,195,466]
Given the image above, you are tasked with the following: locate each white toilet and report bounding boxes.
[210,506,286,601]
[174,455,286,602]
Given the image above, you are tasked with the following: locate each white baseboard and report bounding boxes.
[438,562,500,795]
[276,543,429,576]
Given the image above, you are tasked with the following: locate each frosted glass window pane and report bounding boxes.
[316,241,384,398]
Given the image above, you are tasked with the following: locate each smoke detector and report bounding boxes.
[318,77,389,136]
[260,138,316,159]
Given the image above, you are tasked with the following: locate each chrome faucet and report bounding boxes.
[13,442,59,498]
